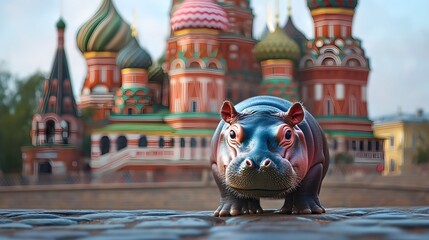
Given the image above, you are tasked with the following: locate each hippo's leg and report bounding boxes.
[279,163,325,214]
[212,164,263,216]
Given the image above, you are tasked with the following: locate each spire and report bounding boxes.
[287,0,292,17]
[275,0,280,27]
[56,18,66,48]
[39,18,78,117]
[131,8,138,37]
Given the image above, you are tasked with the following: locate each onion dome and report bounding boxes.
[284,16,307,56]
[170,0,228,32]
[254,25,300,62]
[116,36,152,69]
[56,18,66,29]
[76,0,132,53]
[148,64,165,83]
[307,0,358,10]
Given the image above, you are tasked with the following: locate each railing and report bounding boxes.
[352,151,384,162]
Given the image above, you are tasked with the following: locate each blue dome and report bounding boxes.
[116,37,152,69]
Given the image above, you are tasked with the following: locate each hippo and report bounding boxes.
[210,95,329,216]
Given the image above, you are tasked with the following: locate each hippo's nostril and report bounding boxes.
[245,159,253,167]
[262,159,271,167]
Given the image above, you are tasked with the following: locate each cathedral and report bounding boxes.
[22,0,384,177]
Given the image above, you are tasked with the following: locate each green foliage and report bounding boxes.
[334,152,354,165]
[413,146,429,165]
[0,66,44,174]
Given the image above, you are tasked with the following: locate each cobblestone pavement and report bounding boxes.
[1,207,429,239]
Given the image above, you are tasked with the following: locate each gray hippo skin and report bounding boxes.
[210,95,329,216]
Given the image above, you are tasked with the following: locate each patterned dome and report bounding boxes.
[307,0,358,10]
[255,25,300,62]
[148,64,165,83]
[171,0,228,32]
[116,37,152,69]
[76,0,132,53]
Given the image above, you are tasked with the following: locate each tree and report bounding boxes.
[414,146,429,165]
[334,152,354,175]
[0,66,44,174]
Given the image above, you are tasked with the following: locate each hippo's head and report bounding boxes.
[216,100,309,198]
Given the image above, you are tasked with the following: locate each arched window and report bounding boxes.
[117,136,127,151]
[180,138,185,148]
[325,99,334,116]
[189,61,202,69]
[138,135,147,148]
[127,108,133,115]
[60,120,70,144]
[100,136,110,155]
[208,62,218,69]
[45,120,55,144]
[190,101,198,112]
[190,138,197,148]
[159,136,165,148]
[201,138,207,148]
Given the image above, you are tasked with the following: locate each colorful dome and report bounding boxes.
[148,64,165,83]
[307,0,358,10]
[170,0,228,32]
[76,0,132,53]
[116,37,152,69]
[254,25,300,62]
[283,16,307,56]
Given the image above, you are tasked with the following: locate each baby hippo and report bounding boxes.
[211,96,329,216]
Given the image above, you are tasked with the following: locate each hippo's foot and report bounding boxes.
[278,163,325,214]
[214,197,263,217]
[279,194,325,214]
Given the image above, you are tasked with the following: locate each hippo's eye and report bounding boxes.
[285,130,292,140]
[229,130,237,139]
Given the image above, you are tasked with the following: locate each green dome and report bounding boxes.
[76,0,132,53]
[148,64,165,83]
[116,37,152,69]
[254,25,300,62]
[56,18,66,29]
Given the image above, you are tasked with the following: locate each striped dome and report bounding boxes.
[148,64,165,83]
[76,0,132,53]
[171,0,228,32]
[255,26,300,62]
[307,0,358,10]
[116,37,152,69]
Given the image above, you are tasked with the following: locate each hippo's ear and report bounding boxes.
[286,102,305,126]
[221,100,239,124]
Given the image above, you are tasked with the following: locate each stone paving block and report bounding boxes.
[0,207,428,239]
[13,230,90,239]
[19,218,77,226]
[0,223,32,229]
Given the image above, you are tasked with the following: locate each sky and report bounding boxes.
[0,0,428,119]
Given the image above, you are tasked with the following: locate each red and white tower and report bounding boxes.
[165,0,229,129]
[299,0,383,164]
[217,0,261,103]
